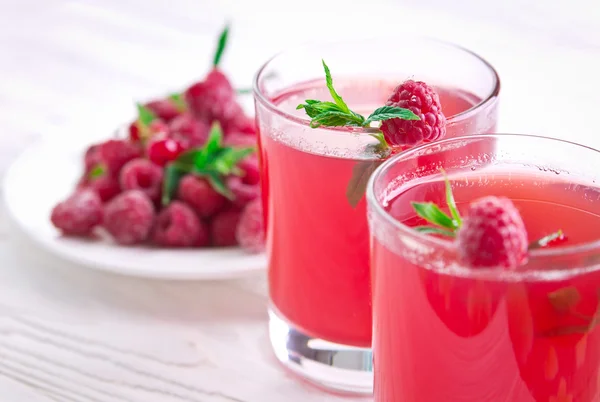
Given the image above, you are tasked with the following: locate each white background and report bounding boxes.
[1,0,600,400]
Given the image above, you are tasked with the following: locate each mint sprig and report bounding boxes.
[168,92,187,113]
[212,24,229,68]
[162,122,255,205]
[297,60,420,207]
[297,60,418,130]
[136,103,157,127]
[411,171,564,252]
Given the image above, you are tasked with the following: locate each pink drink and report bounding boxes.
[254,37,500,393]
[262,80,484,346]
[368,134,600,402]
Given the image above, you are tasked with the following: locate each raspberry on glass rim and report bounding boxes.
[254,37,500,393]
[368,133,600,402]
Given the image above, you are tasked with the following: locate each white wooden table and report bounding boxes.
[1,0,599,400]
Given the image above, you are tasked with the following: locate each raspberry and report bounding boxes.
[210,208,241,247]
[103,190,155,245]
[177,175,226,218]
[236,198,265,253]
[223,132,257,148]
[152,201,208,247]
[129,119,169,143]
[238,155,260,185]
[457,196,528,269]
[168,113,210,149]
[78,173,121,203]
[145,99,183,122]
[119,158,163,203]
[380,80,446,147]
[84,144,102,172]
[98,139,142,175]
[146,138,184,167]
[223,113,257,136]
[51,189,103,236]
[184,69,238,124]
[227,175,259,208]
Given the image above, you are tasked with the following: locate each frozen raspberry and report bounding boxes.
[98,139,142,175]
[146,137,185,166]
[119,158,163,203]
[177,175,226,218]
[380,80,446,147]
[210,208,241,247]
[51,189,103,236]
[184,69,238,124]
[152,201,208,247]
[227,175,259,207]
[223,132,257,148]
[103,190,155,245]
[457,196,528,269]
[236,198,265,253]
[168,113,210,149]
[145,98,184,122]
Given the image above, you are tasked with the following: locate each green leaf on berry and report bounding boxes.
[136,103,157,127]
[161,121,255,205]
[168,93,187,112]
[411,202,456,230]
[88,164,105,179]
[213,24,229,68]
[364,106,420,125]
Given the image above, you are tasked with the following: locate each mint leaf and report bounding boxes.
[168,92,187,112]
[529,230,565,250]
[411,202,455,230]
[414,226,456,237]
[213,24,229,67]
[237,88,252,95]
[364,106,420,125]
[309,111,364,128]
[321,60,350,114]
[346,160,382,208]
[206,172,233,199]
[162,163,189,206]
[442,171,461,228]
[136,103,157,127]
[297,100,342,119]
[548,286,580,313]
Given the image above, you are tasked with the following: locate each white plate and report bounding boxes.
[3,136,267,280]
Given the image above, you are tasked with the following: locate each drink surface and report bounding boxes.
[260,78,482,347]
[372,170,600,401]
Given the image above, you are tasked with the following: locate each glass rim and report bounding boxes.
[366,133,600,274]
[252,35,501,136]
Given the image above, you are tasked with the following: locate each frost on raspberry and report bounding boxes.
[152,201,208,248]
[236,198,265,253]
[409,170,564,270]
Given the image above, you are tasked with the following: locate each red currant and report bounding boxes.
[147,138,184,166]
[128,121,140,142]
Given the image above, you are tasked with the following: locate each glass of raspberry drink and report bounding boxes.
[368,133,600,402]
[253,38,500,393]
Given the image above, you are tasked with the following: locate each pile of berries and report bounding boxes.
[50,26,265,253]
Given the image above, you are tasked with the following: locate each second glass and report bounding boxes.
[253,37,500,393]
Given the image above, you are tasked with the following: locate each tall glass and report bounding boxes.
[368,134,600,401]
[253,37,500,393]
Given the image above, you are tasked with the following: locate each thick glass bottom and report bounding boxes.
[268,305,373,395]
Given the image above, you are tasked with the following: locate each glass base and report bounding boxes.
[268,306,373,395]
